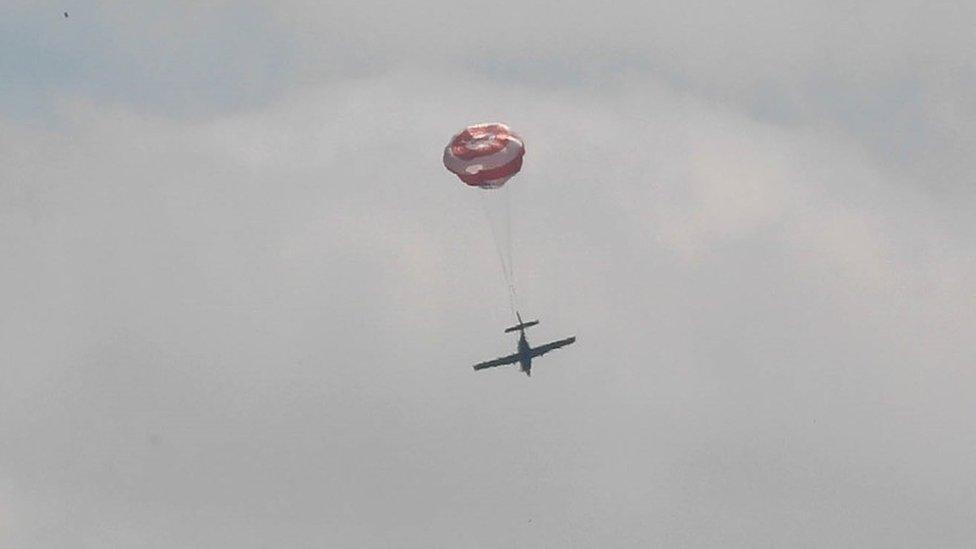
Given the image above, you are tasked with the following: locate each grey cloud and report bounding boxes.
[2,2,296,119]
[7,2,974,190]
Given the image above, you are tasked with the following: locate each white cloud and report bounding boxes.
[2,6,976,547]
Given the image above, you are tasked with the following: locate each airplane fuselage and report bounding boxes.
[517,332,532,376]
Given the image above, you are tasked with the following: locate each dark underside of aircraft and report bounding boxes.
[473,314,575,377]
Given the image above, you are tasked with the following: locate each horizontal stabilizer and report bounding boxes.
[505,320,539,333]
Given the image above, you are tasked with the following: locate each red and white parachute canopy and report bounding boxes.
[443,123,525,188]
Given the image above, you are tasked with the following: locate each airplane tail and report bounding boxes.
[504,320,539,333]
[505,312,539,333]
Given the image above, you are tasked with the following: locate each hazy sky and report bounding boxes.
[2,2,975,547]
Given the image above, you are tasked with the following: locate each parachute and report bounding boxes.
[443,123,525,188]
[443,123,525,316]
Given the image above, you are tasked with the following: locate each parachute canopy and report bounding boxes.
[443,123,525,188]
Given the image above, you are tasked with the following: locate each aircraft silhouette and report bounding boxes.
[473,313,576,377]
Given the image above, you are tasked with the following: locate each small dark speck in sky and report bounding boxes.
[64,12,69,18]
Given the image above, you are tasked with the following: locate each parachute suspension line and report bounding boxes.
[502,185,519,318]
[504,183,515,286]
[480,190,519,319]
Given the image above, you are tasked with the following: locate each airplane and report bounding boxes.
[472,313,576,377]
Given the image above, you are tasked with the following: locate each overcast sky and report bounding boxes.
[2,2,976,547]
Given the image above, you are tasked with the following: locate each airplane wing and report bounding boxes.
[529,336,576,358]
[473,353,520,371]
